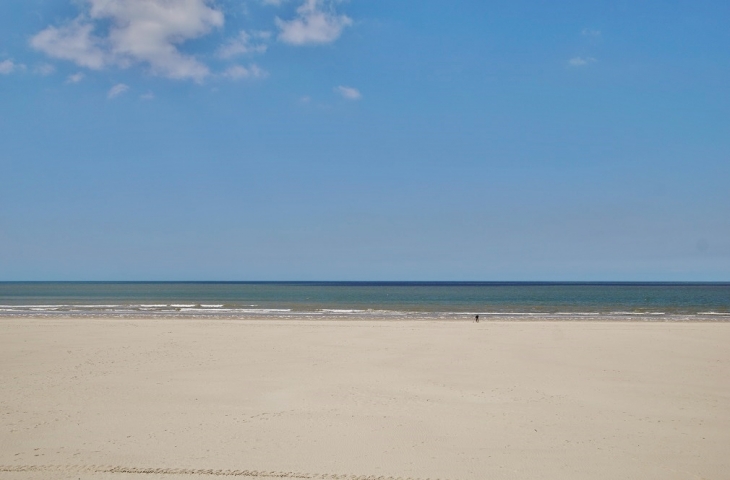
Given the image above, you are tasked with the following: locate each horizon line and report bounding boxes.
[1,280,729,285]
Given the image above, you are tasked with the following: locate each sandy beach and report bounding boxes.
[1,318,728,480]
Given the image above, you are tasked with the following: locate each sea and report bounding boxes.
[0,282,728,321]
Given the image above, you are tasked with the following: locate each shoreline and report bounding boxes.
[2,313,730,322]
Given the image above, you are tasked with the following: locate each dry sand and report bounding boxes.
[1,317,728,480]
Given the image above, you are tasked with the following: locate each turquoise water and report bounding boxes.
[1,282,728,319]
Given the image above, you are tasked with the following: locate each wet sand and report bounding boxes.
[1,317,729,479]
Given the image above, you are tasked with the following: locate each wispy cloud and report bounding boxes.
[0,59,26,75]
[568,56,597,67]
[218,31,269,59]
[31,0,224,82]
[0,60,15,74]
[581,28,601,37]
[66,72,85,84]
[335,85,361,100]
[34,63,56,76]
[107,83,129,99]
[222,64,268,80]
[140,92,155,100]
[276,0,352,45]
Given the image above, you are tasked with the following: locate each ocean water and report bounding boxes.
[0,282,728,320]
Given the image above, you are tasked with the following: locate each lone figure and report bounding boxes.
[475,314,479,323]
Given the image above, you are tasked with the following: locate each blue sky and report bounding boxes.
[1,0,729,281]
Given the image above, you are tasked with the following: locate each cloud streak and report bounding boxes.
[35,63,56,76]
[222,64,268,80]
[568,56,597,67]
[335,85,361,100]
[107,83,129,99]
[581,28,601,37]
[66,72,85,84]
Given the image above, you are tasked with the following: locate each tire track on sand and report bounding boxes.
[0,464,447,480]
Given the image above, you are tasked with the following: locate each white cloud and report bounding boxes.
[35,63,56,76]
[66,72,85,83]
[30,19,108,69]
[335,85,361,100]
[568,56,597,67]
[108,83,129,98]
[0,60,16,74]
[28,0,354,83]
[140,91,155,100]
[582,28,601,37]
[276,0,352,45]
[218,30,268,58]
[223,64,268,80]
[31,0,224,82]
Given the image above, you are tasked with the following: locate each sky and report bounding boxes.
[1,0,729,281]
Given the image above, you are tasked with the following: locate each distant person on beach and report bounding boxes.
[475,314,479,323]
